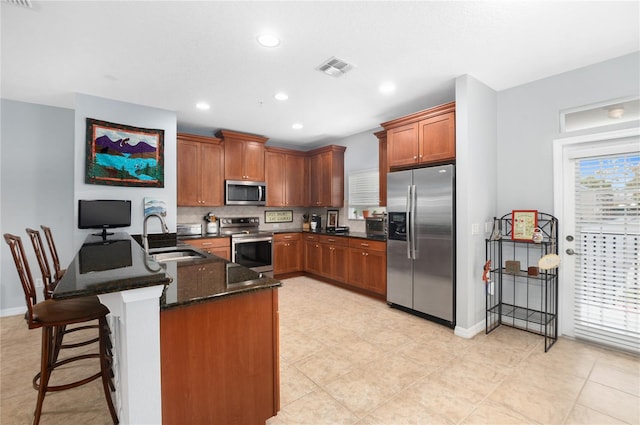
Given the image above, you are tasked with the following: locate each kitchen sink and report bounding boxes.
[149,247,206,263]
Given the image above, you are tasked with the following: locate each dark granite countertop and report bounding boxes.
[53,233,172,300]
[53,232,281,310]
[273,228,386,242]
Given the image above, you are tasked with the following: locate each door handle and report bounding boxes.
[565,248,581,256]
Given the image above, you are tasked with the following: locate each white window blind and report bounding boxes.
[348,169,379,205]
[574,153,640,353]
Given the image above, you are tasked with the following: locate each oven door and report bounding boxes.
[231,236,273,274]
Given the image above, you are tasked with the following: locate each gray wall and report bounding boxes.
[497,51,640,214]
[72,94,177,250]
[1,100,75,313]
[454,75,498,334]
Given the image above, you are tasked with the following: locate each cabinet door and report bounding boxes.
[200,143,224,206]
[364,249,386,296]
[332,244,349,283]
[308,154,323,206]
[177,140,201,206]
[348,247,367,289]
[243,141,265,181]
[273,241,288,274]
[285,154,305,206]
[224,139,245,180]
[304,240,322,275]
[388,123,419,168]
[418,112,455,163]
[265,151,285,206]
[319,243,334,279]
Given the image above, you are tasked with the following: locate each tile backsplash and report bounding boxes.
[177,204,366,233]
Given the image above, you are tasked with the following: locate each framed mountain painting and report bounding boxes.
[85,118,164,187]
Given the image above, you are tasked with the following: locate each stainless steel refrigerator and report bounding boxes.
[387,164,455,327]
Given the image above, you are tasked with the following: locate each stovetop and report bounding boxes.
[218,217,272,238]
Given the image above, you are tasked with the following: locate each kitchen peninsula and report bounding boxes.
[53,233,281,425]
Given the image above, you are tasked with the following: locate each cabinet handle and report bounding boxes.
[419,155,423,158]
[328,238,336,242]
[413,156,418,159]
[202,242,213,246]
[361,243,369,247]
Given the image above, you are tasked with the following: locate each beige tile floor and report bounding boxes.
[1,276,639,424]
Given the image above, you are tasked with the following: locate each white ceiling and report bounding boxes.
[2,1,638,148]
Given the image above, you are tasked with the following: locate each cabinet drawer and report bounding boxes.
[274,232,301,242]
[183,237,230,249]
[318,234,349,246]
[348,238,386,252]
[303,234,320,242]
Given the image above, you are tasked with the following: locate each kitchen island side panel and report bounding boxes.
[160,288,279,425]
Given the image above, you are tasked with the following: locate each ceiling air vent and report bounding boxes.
[316,57,354,78]
[2,0,32,7]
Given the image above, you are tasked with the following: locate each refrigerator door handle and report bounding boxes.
[411,185,417,260]
[406,185,412,259]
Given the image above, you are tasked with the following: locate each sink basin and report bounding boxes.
[149,248,206,263]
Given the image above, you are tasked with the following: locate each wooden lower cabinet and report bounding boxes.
[303,234,322,275]
[278,233,386,298]
[319,235,349,283]
[273,233,302,274]
[161,289,279,425]
[182,237,230,261]
[348,239,387,297]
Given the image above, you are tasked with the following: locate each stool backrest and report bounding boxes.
[40,225,62,280]
[26,228,55,299]
[3,233,38,327]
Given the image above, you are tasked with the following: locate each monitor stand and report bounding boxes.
[92,228,114,241]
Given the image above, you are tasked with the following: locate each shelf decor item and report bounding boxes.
[85,118,164,187]
[511,210,538,241]
[327,210,339,228]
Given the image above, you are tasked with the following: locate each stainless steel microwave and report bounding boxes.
[225,180,267,206]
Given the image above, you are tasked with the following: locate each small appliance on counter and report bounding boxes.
[365,215,386,238]
[177,223,202,237]
[310,214,322,231]
[326,226,350,234]
[204,212,218,235]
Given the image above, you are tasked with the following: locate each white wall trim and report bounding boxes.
[454,319,485,339]
[1,306,27,317]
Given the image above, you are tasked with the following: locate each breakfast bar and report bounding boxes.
[52,232,281,425]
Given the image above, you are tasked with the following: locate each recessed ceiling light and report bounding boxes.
[292,123,303,130]
[379,82,396,94]
[257,33,280,48]
[274,92,289,101]
[196,102,210,110]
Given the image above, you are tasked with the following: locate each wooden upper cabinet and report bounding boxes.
[382,102,455,170]
[216,130,267,181]
[177,133,224,206]
[306,145,346,208]
[374,130,388,207]
[387,122,419,168]
[418,112,455,162]
[265,147,306,207]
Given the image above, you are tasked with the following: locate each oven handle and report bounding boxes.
[232,236,273,244]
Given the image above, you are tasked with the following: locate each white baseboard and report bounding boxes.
[1,306,26,317]
[454,319,485,339]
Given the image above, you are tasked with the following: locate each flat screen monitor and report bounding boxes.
[78,199,131,240]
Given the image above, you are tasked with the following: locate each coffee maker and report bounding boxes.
[310,214,322,231]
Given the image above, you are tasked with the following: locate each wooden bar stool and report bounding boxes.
[40,225,65,282]
[3,233,119,425]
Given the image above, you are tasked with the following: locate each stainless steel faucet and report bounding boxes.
[142,213,169,254]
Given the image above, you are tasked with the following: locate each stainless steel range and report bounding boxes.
[219,217,273,276]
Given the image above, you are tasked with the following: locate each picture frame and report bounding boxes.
[85,118,164,187]
[511,210,538,241]
[264,210,293,223]
[327,210,339,228]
